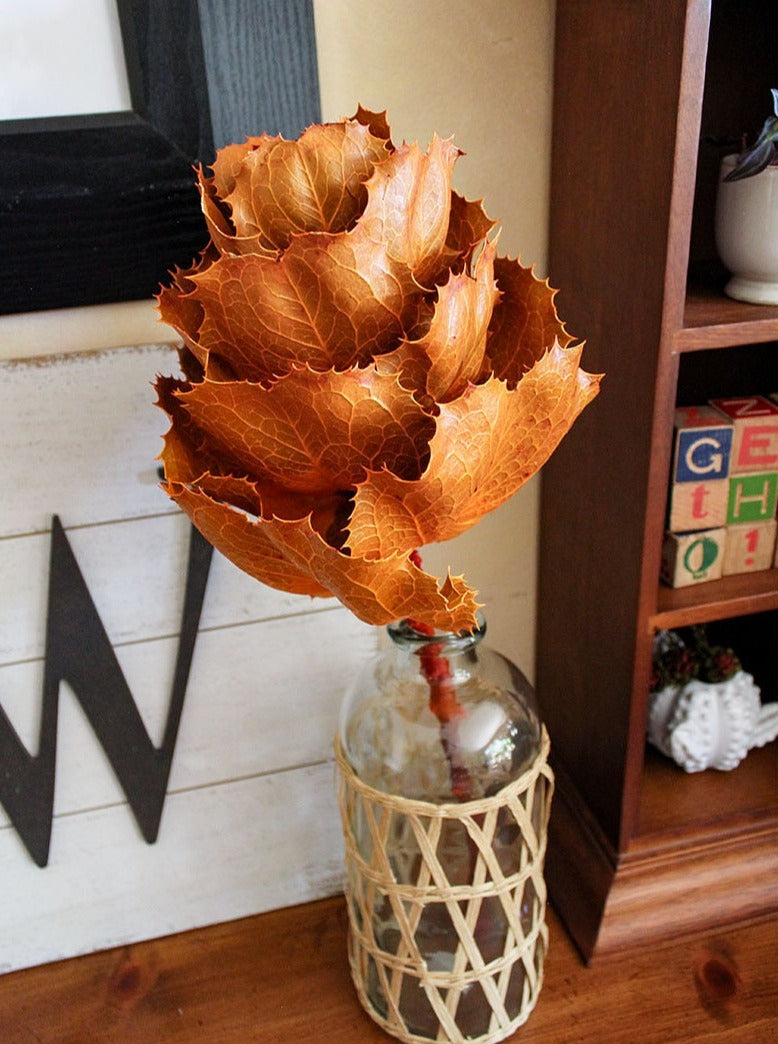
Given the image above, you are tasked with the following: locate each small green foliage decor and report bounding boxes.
[724,88,778,182]
[650,626,741,692]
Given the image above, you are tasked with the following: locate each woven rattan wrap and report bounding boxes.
[336,728,554,1044]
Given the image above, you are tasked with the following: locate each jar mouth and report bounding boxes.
[387,612,486,650]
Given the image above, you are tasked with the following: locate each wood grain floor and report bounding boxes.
[1,896,775,1042]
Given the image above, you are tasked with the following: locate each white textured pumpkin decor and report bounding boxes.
[648,670,778,773]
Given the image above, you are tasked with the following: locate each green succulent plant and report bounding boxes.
[724,88,778,182]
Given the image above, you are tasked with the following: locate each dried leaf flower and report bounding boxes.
[155,108,601,631]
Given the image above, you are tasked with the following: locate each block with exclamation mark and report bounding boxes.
[722,519,777,575]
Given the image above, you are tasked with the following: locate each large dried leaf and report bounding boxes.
[487,257,574,386]
[176,366,435,495]
[167,483,480,629]
[442,191,496,268]
[361,135,460,286]
[191,473,350,546]
[348,343,601,555]
[378,240,499,402]
[183,234,423,382]
[165,482,332,598]
[199,118,391,256]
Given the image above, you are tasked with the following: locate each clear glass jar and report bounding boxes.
[338,617,548,1042]
[340,617,541,802]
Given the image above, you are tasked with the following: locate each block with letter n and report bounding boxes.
[710,395,778,475]
[667,405,732,532]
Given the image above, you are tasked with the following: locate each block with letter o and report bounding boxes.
[661,527,726,588]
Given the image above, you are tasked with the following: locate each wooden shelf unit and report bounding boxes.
[537,0,778,962]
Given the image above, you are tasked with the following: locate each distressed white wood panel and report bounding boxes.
[0,345,180,537]
[0,762,345,974]
[0,342,375,972]
[0,609,376,828]
[0,514,340,664]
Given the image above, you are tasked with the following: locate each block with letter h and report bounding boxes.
[727,471,778,525]
[710,395,778,475]
[667,405,732,533]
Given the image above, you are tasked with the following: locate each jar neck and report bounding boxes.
[387,615,486,654]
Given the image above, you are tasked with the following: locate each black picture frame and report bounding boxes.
[0,0,320,316]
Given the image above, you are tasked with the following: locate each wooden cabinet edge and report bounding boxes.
[593,826,778,959]
[547,760,778,962]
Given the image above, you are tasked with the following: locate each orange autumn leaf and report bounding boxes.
[155,110,601,631]
[180,229,425,382]
[197,115,392,256]
[377,239,500,403]
[360,135,461,287]
[175,366,435,495]
[165,482,332,598]
[487,256,575,385]
[348,343,601,557]
[166,483,480,629]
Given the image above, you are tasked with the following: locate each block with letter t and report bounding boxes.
[710,395,778,475]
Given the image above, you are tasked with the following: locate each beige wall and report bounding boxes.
[2,1,558,670]
[315,0,557,674]
[1,2,557,972]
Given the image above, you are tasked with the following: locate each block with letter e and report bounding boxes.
[726,471,778,525]
[668,406,732,531]
[723,519,777,575]
[710,395,778,475]
[661,527,726,588]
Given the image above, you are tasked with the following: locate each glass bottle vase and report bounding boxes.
[336,617,553,1044]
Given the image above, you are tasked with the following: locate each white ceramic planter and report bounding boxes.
[715,155,778,305]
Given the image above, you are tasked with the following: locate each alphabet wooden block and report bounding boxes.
[671,405,733,484]
[710,395,778,474]
[726,471,778,525]
[723,519,777,575]
[661,527,726,588]
[668,478,729,533]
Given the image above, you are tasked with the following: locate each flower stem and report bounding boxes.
[407,553,472,800]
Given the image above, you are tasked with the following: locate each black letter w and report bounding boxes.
[0,517,212,866]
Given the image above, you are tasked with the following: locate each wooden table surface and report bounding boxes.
[1,896,776,1042]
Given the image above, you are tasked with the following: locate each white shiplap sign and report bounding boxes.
[0,344,376,974]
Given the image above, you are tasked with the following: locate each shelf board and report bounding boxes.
[678,286,778,351]
[633,742,778,847]
[651,568,778,630]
